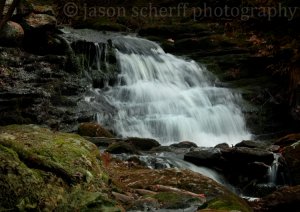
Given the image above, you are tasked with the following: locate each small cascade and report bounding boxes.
[86,42,108,80]
[268,153,280,185]
[94,43,103,72]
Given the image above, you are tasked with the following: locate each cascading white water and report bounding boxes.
[268,153,280,185]
[92,35,252,146]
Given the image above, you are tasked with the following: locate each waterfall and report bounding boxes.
[83,34,251,147]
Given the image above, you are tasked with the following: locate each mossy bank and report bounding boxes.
[0,125,119,211]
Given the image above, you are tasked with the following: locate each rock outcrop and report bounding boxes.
[0,46,93,132]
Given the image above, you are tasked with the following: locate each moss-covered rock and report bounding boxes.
[0,124,119,211]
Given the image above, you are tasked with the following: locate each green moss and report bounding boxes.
[207,195,252,212]
[101,172,111,184]
[0,125,102,184]
[59,188,119,212]
[151,192,202,209]
[0,143,18,158]
[153,192,182,203]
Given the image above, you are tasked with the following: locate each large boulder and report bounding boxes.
[221,147,274,166]
[125,137,160,151]
[106,142,140,155]
[78,122,114,138]
[235,140,265,149]
[0,125,119,211]
[184,148,224,167]
[184,146,276,196]
[0,21,24,46]
[184,146,274,168]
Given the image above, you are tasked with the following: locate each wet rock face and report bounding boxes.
[70,39,119,89]
[0,47,93,132]
[0,125,119,211]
